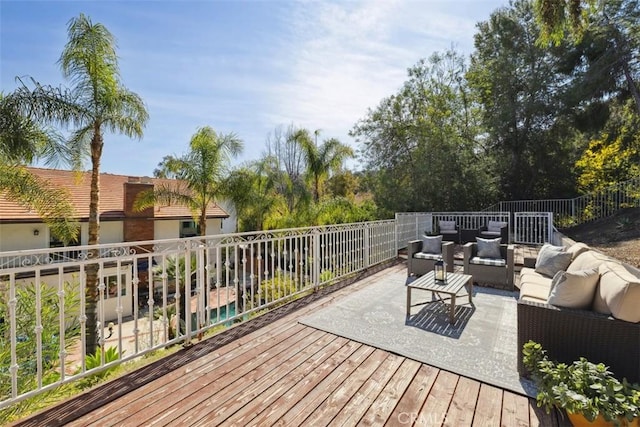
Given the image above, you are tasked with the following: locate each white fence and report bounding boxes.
[396,212,511,247]
[0,220,396,410]
[483,176,640,227]
[396,211,554,246]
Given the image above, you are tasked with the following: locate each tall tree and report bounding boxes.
[468,0,578,200]
[225,158,280,231]
[139,126,243,236]
[353,49,494,214]
[0,95,79,242]
[295,129,354,203]
[7,14,149,355]
[535,0,640,114]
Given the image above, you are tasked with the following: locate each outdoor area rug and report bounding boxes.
[299,269,536,397]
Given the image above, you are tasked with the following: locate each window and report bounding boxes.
[180,220,198,238]
[105,274,127,299]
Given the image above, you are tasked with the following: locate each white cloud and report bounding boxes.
[264,0,505,166]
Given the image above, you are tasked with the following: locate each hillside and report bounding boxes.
[561,207,640,268]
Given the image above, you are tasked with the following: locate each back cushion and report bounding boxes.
[595,261,640,323]
[439,220,456,231]
[487,220,507,232]
[566,242,590,261]
[421,235,442,254]
[547,268,599,309]
[567,250,611,272]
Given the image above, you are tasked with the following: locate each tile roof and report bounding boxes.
[0,167,229,221]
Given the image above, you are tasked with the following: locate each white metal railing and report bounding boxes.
[482,176,640,227]
[395,213,433,249]
[0,220,396,410]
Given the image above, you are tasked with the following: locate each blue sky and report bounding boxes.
[1,0,507,176]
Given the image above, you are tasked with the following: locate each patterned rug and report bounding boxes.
[299,270,536,396]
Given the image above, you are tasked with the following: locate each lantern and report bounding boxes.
[434,258,447,283]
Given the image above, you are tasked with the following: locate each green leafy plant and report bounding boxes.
[523,341,640,424]
[75,346,122,390]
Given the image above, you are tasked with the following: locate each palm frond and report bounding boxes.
[0,165,79,243]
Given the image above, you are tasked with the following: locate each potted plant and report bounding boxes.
[522,341,640,427]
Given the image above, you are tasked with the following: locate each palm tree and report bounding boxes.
[6,14,149,355]
[0,94,79,243]
[296,130,354,203]
[136,126,242,236]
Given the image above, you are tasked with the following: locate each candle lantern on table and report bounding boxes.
[434,258,447,283]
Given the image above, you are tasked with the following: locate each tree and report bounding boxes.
[535,0,640,114]
[264,125,312,214]
[575,99,640,193]
[138,126,243,236]
[224,158,280,231]
[295,129,354,203]
[468,0,579,200]
[0,95,79,243]
[6,14,148,355]
[352,49,495,214]
[534,0,596,43]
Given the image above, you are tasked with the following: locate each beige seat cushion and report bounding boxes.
[519,267,550,282]
[547,268,599,309]
[519,275,553,301]
[595,261,640,323]
[567,250,611,272]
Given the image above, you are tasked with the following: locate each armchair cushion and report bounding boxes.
[476,237,502,259]
[470,257,506,267]
[547,268,599,309]
[534,244,572,278]
[414,252,441,260]
[421,234,442,254]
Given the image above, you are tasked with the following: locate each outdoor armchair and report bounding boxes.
[437,220,460,244]
[463,240,514,290]
[478,220,509,244]
[407,237,454,276]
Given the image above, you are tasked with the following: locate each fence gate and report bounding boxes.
[514,212,553,245]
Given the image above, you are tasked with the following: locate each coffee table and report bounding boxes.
[406,270,473,323]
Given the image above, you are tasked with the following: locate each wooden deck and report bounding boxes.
[15,255,570,427]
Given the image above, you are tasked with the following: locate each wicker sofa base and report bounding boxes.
[517,299,640,384]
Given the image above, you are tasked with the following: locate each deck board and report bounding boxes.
[15,259,566,427]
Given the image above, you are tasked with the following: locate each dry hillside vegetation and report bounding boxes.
[562,208,640,268]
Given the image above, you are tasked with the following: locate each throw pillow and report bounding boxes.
[439,220,456,232]
[547,268,599,309]
[476,237,502,259]
[421,235,442,254]
[535,244,572,278]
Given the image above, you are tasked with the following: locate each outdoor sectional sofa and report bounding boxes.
[517,241,640,384]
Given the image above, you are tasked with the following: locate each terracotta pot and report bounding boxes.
[567,413,639,427]
[567,412,613,427]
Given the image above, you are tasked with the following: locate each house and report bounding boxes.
[0,167,232,251]
[0,167,234,321]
